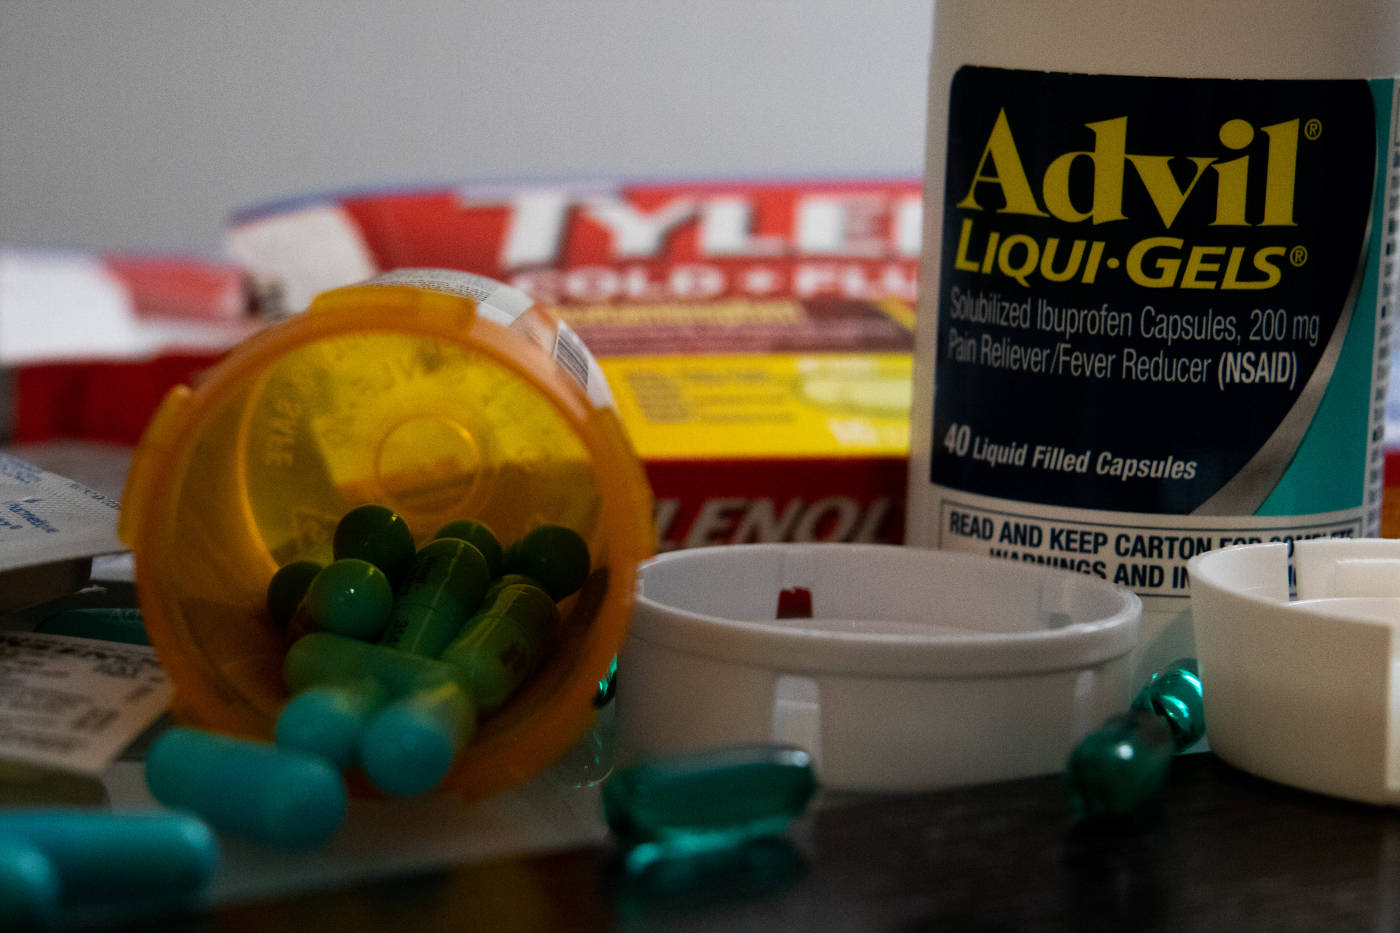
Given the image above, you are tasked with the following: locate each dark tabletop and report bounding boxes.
[127,751,1400,933]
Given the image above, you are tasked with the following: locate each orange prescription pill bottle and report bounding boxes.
[118,269,654,801]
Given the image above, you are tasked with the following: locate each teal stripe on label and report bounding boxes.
[1257,78,1393,515]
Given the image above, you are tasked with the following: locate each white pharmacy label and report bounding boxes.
[0,632,171,775]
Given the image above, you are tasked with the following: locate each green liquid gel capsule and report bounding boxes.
[0,809,219,905]
[603,745,816,871]
[1064,711,1175,821]
[266,561,323,629]
[1130,657,1205,750]
[276,677,389,769]
[360,682,477,796]
[433,520,504,578]
[379,539,490,658]
[306,559,394,641]
[595,655,618,708]
[286,632,463,699]
[334,504,416,587]
[503,525,590,601]
[35,608,149,646]
[483,573,544,603]
[146,728,347,850]
[0,835,58,929]
[441,584,559,712]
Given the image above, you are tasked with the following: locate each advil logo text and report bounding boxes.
[958,110,1300,229]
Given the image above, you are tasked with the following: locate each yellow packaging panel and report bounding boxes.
[601,353,912,460]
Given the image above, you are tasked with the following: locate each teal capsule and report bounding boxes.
[603,745,816,871]
[378,539,490,658]
[305,559,394,641]
[334,504,416,586]
[266,561,324,628]
[502,525,590,601]
[433,520,504,578]
[34,608,149,646]
[286,632,461,699]
[276,677,389,770]
[483,573,544,603]
[360,681,477,796]
[1064,711,1175,821]
[0,835,57,929]
[146,728,347,850]
[441,584,559,712]
[1130,657,1205,750]
[0,809,218,904]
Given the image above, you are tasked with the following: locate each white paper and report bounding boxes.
[0,631,171,775]
[0,453,123,571]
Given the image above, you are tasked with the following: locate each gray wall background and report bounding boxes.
[0,1,933,257]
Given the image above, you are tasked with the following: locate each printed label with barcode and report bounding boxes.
[552,323,592,391]
[0,632,172,774]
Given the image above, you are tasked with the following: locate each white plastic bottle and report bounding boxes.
[909,1,1400,676]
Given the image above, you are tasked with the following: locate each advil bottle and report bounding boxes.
[908,2,1400,676]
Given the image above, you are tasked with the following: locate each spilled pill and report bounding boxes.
[146,728,346,849]
[0,809,218,904]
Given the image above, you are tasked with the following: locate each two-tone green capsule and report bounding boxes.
[335,504,416,588]
[276,676,389,770]
[282,633,477,796]
[433,520,504,578]
[266,561,324,629]
[305,559,394,641]
[502,525,590,601]
[361,680,477,796]
[378,538,490,658]
[442,583,559,713]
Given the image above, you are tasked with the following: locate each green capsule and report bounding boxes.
[35,608,149,646]
[1064,711,1175,821]
[266,561,323,629]
[305,559,394,641]
[1130,658,1205,751]
[333,505,416,587]
[285,632,461,699]
[441,585,559,712]
[594,655,618,708]
[483,573,544,603]
[433,521,504,578]
[360,681,476,796]
[275,677,388,770]
[602,744,816,867]
[378,539,490,658]
[502,525,590,601]
[286,600,318,643]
